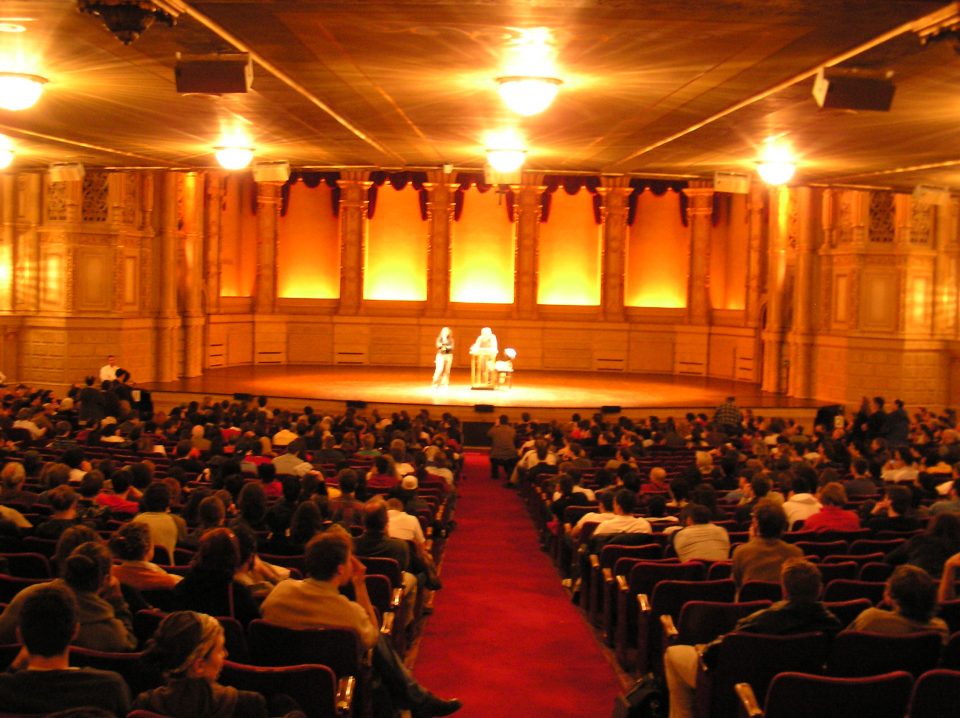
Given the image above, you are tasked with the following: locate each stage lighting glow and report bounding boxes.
[537,188,601,305]
[278,180,340,299]
[365,185,427,301]
[450,189,515,304]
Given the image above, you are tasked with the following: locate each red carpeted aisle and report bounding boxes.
[412,452,623,718]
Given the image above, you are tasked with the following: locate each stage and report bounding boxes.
[141,364,823,424]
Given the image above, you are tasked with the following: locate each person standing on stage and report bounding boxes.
[433,327,454,388]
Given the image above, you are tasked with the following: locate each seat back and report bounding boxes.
[821,552,885,567]
[700,632,830,718]
[220,661,339,718]
[738,581,782,602]
[822,599,872,629]
[761,670,913,718]
[69,646,163,696]
[357,556,402,588]
[827,631,942,678]
[0,553,50,578]
[858,562,894,583]
[907,668,960,718]
[816,561,858,584]
[848,539,905,556]
[944,631,960,671]
[675,600,771,645]
[822,579,885,604]
[627,560,707,597]
[0,574,47,603]
[20,537,56,558]
[793,541,847,559]
[600,543,663,570]
[247,619,363,679]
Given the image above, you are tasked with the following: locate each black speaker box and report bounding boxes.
[175,54,252,94]
[474,404,495,413]
[346,400,367,409]
[812,69,894,111]
[233,392,253,402]
[601,405,622,414]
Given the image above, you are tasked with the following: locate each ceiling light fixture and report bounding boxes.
[0,72,47,111]
[756,140,796,186]
[214,145,254,170]
[77,0,179,45]
[486,148,526,173]
[496,75,562,116]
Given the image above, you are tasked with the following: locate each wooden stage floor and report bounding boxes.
[141,365,822,421]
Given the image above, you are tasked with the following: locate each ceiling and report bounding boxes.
[4,0,960,189]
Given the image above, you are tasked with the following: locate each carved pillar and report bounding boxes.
[744,182,766,328]
[933,199,958,339]
[15,174,42,314]
[338,171,370,315]
[513,173,542,320]
[155,171,180,381]
[599,178,631,322]
[254,181,280,315]
[684,182,714,325]
[180,172,205,377]
[424,172,453,316]
[761,185,789,393]
[787,186,816,398]
[0,174,15,313]
[203,173,222,318]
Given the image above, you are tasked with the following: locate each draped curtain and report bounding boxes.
[279,171,341,217]
[453,172,515,222]
[626,178,689,227]
[540,175,602,224]
[367,171,428,220]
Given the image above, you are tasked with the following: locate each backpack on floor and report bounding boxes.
[611,674,666,718]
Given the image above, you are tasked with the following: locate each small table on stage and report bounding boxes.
[470,349,497,389]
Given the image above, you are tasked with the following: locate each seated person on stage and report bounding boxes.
[665,558,841,718]
[0,584,131,716]
[847,564,948,641]
[136,611,274,718]
[261,528,462,718]
[469,326,498,381]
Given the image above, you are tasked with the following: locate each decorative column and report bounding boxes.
[338,171,370,315]
[684,181,714,325]
[254,181,280,315]
[0,174,15,313]
[933,198,958,339]
[423,170,453,317]
[203,173,223,319]
[513,172,543,320]
[787,186,816,398]
[155,171,180,381]
[599,177,631,322]
[744,182,766,328]
[181,172,205,377]
[761,185,789,393]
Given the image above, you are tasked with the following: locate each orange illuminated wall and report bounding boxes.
[709,193,748,310]
[537,189,601,305]
[219,175,257,297]
[625,190,689,308]
[277,182,340,299]
[451,188,514,303]
[364,186,427,301]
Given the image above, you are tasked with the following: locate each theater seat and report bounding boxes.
[827,631,942,678]
[736,670,913,718]
[907,669,960,718]
[220,660,355,718]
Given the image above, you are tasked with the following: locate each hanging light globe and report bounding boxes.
[496,76,562,116]
[214,145,254,170]
[0,72,47,111]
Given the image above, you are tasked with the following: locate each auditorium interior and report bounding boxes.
[2,2,960,718]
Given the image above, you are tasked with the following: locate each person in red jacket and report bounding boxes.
[800,482,860,533]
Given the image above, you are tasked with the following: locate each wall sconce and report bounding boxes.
[496,75,562,116]
[0,72,47,111]
[0,136,13,169]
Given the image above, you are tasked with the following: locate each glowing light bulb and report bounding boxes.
[214,145,254,170]
[0,72,46,111]
[496,76,562,116]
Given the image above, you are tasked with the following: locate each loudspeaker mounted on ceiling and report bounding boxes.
[913,184,952,207]
[49,162,85,182]
[812,67,895,111]
[713,171,750,194]
[484,165,522,186]
[175,53,253,94]
[252,161,291,183]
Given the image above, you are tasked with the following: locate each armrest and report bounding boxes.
[380,610,395,636]
[661,613,678,642]
[336,675,356,717]
[735,682,763,718]
[602,567,613,584]
[390,587,403,611]
[589,554,600,571]
[616,574,629,594]
[637,593,651,613]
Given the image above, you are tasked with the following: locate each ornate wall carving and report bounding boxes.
[868,191,895,243]
[81,172,109,223]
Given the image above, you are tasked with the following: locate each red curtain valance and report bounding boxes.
[626,178,689,227]
[453,172,514,222]
[540,175,602,224]
[367,171,428,220]
[279,171,341,218]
